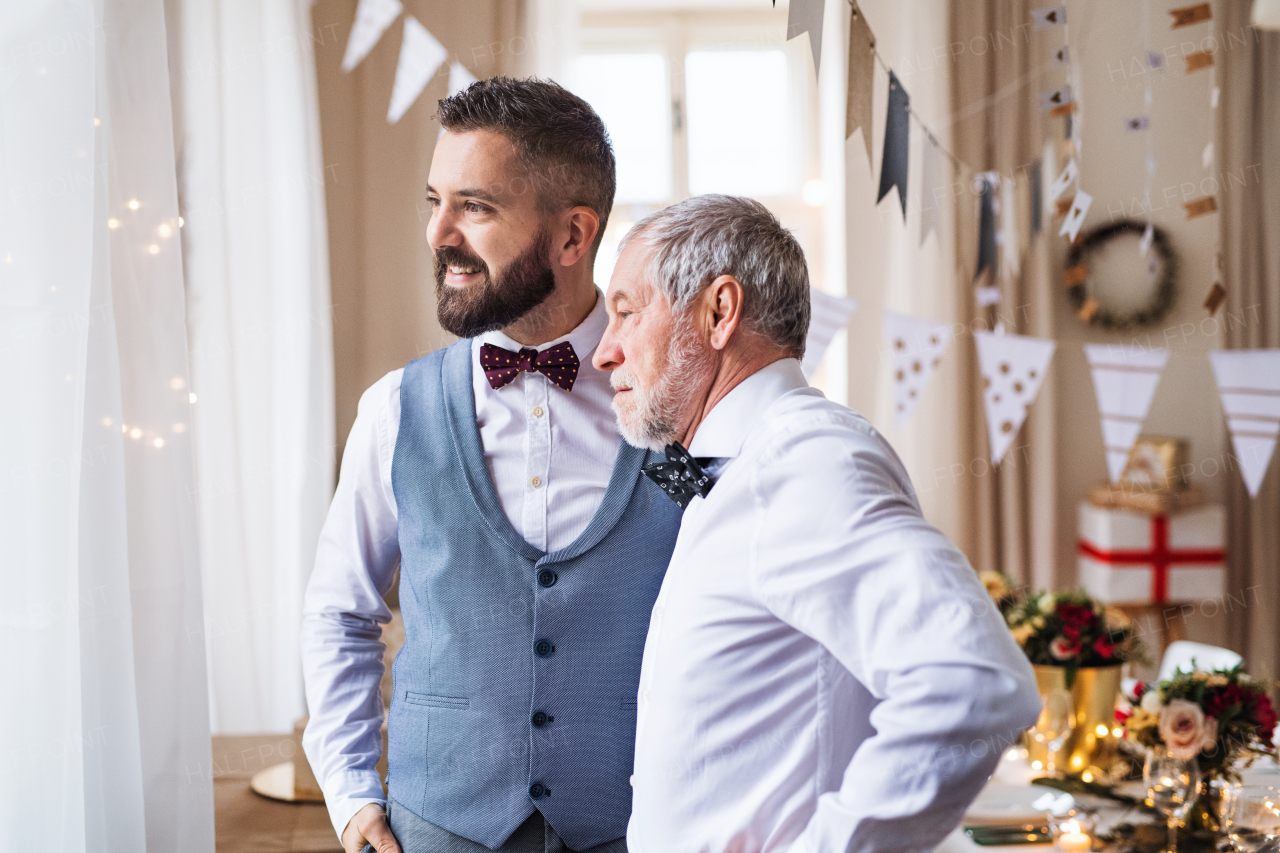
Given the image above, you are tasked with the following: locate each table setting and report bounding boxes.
[941,578,1280,853]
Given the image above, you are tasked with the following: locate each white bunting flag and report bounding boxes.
[448,60,477,95]
[1059,189,1092,242]
[801,290,858,379]
[1084,344,1170,481]
[975,286,1001,307]
[387,16,448,124]
[976,330,1056,464]
[1000,173,1020,279]
[884,311,952,431]
[1031,4,1068,28]
[1208,349,1280,497]
[1049,158,1078,203]
[1202,141,1215,169]
[341,0,403,72]
[1139,222,1154,257]
[1038,84,1073,113]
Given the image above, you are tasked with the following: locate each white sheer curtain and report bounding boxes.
[0,1,215,850]
[176,0,335,734]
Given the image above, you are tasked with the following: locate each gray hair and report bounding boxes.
[619,195,810,356]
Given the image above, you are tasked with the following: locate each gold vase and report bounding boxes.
[1026,664,1123,779]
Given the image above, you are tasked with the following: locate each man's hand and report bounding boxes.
[342,803,401,853]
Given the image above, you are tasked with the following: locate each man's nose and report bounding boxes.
[593,325,624,372]
[426,204,461,249]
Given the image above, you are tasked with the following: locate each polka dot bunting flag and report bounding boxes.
[974,329,1056,464]
[884,310,952,432]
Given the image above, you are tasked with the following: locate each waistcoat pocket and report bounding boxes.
[405,692,470,709]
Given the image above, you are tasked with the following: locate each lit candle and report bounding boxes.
[1056,821,1091,853]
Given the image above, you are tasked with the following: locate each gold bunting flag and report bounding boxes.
[845,3,877,174]
[1184,196,1217,219]
[1184,50,1214,72]
[1204,282,1227,314]
[1064,264,1089,288]
[1169,3,1212,27]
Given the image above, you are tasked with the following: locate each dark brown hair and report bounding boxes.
[436,77,616,255]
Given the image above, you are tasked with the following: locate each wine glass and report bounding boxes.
[1224,785,1280,853]
[1032,689,1075,778]
[1144,750,1201,853]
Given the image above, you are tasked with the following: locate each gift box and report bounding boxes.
[1088,480,1204,516]
[1077,502,1225,604]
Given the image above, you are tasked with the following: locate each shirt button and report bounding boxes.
[530,476,542,488]
[531,710,550,727]
[532,406,544,418]
[538,569,557,588]
[535,639,555,658]
[641,688,651,703]
[529,783,547,800]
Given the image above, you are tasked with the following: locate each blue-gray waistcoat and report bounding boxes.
[389,339,682,850]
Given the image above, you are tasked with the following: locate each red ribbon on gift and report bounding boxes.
[1076,515,1224,603]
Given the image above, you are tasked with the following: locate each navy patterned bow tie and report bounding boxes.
[642,442,716,509]
[479,341,579,392]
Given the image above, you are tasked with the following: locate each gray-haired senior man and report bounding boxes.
[592,195,1041,853]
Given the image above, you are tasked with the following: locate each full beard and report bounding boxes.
[611,314,715,452]
[434,229,557,338]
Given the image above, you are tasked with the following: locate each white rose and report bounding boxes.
[1141,690,1164,713]
[1158,699,1213,761]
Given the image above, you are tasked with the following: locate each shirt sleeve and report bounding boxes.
[746,419,1041,853]
[300,369,403,840]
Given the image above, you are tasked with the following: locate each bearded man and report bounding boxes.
[593,195,1041,853]
[301,78,683,853]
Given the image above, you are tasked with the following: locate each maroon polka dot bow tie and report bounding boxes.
[479,341,580,392]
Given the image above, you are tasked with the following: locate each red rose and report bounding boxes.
[1063,625,1080,641]
[1115,706,1133,723]
[1057,603,1095,628]
[1132,681,1147,701]
[1093,636,1115,658]
[1205,684,1246,719]
[1253,694,1278,742]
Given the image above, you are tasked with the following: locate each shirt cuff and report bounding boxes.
[322,769,387,840]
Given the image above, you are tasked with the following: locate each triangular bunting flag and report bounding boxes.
[877,71,910,221]
[787,0,825,76]
[1059,189,1092,242]
[1208,349,1280,497]
[975,174,996,280]
[1084,344,1170,482]
[919,135,944,246]
[801,290,859,379]
[1000,173,1020,280]
[845,4,876,174]
[1031,4,1067,29]
[341,0,403,72]
[884,311,952,431]
[387,16,448,124]
[1048,158,1077,203]
[448,61,477,95]
[975,330,1056,464]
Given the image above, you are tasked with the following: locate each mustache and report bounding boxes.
[610,368,636,391]
[434,245,489,279]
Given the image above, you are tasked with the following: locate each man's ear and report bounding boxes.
[553,206,601,269]
[703,275,744,351]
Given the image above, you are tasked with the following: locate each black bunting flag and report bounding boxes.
[877,70,910,221]
[1030,159,1043,237]
[975,176,996,280]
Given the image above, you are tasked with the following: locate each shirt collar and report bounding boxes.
[686,358,809,461]
[476,289,607,358]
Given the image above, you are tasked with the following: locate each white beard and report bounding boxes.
[610,316,713,452]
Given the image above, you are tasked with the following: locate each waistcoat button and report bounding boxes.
[531,711,548,727]
[534,639,555,658]
[529,783,547,799]
[537,569,557,588]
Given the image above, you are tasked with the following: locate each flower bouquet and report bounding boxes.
[1002,589,1141,686]
[994,588,1142,776]
[1118,665,1277,782]
[1117,665,1277,834]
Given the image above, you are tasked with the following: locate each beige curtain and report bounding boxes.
[1219,0,1280,681]
[947,0,1058,591]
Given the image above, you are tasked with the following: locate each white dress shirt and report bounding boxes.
[628,358,1040,853]
[301,293,620,838]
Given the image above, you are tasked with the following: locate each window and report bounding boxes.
[570,8,827,299]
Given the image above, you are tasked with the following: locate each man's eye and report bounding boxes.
[464,201,487,213]
[426,197,440,207]
[617,311,631,321]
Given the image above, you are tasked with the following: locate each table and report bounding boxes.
[939,750,1280,853]
[212,735,342,853]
